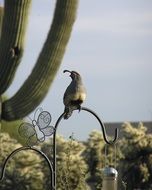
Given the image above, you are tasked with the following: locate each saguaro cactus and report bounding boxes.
[0,0,32,95]
[0,5,3,129]
[0,5,3,36]
[0,0,78,121]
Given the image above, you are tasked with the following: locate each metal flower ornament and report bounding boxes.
[18,108,55,146]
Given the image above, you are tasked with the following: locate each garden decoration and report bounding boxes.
[18,108,55,146]
[0,106,119,190]
[101,167,118,190]
[101,143,118,190]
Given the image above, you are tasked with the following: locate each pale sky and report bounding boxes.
[4,0,152,140]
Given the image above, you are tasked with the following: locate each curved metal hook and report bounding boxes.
[81,107,119,144]
[52,107,119,189]
[53,107,118,145]
[0,146,55,189]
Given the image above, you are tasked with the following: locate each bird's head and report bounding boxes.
[63,70,81,80]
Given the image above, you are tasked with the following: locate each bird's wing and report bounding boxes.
[63,79,86,107]
[64,91,86,106]
[63,84,74,106]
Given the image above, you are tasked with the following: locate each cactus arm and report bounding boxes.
[0,6,3,36]
[2,0,79,121]
[0,96,1,129]
[0,6,3,129]
[0,0,32,95]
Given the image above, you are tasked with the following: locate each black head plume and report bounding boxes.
[63,70,80,80]
[63,70,71,74]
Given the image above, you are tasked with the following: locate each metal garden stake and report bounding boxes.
[0,106,118,189]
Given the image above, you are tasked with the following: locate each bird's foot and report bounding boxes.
[64,107,72,119]
[78,105,82,113]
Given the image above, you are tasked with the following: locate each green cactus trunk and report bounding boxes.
[2,0,78,121]
[0,97,1,130]
[0,0,32,95]
[0,6,3,36]
[0,6,3,129]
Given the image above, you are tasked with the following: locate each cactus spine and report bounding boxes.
[1,0,78,121]
[0,0,32,95]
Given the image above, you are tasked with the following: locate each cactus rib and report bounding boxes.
[2,0,78,121]
[0,6,3,36]
[0,0,32,95]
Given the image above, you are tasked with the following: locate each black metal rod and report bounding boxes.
[53,113,65,190]
[0,107,118,190]
[0,146,54,190]
[52,107,119,189]
[81,107,119,144]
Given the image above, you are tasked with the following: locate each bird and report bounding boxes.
[63,70,86,119]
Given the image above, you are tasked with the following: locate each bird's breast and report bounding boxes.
[63,80,86,106]
[70,91,86,100]
[78,92,86,101]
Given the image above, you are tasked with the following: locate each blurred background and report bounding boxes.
[1,1,152,190]
[3,0,152,140]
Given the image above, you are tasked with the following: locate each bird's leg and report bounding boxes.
[78,105,82,113]
[64,106,73,119]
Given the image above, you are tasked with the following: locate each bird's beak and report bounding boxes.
[63,70,72,77]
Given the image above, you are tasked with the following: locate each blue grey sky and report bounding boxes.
[5,0,152,140]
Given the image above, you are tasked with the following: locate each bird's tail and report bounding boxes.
[64,107,73,119]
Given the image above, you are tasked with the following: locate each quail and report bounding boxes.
[63,70,86,119]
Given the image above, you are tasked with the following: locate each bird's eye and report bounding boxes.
[71,73,75,78]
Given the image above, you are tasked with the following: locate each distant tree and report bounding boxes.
[0,131,90,190]
[41,135,90,190]
[3,122,152,190]
[119,122,152,190]
[84,130,104,182]
[0,133,45,190]
[84,130,121,190]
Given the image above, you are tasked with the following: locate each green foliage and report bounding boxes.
[41,135,90,190]
[57,136,89,190]
[0,133,44,190]
[84,130,121,189]
[1,0,78,121]
[1,123,152,189]
[84,123,152,189]
[84,130,105,179]
[119,122,152,190]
